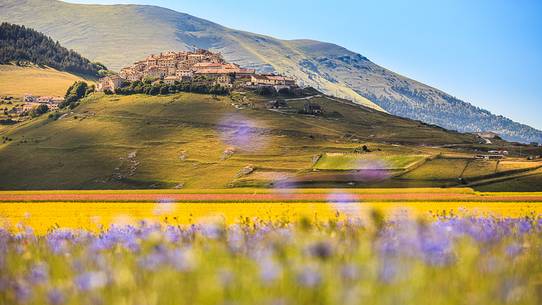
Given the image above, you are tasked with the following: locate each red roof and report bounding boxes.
[193,62,224,68]
[195,69,236,74]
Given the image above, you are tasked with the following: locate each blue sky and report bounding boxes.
[67,0,542,129]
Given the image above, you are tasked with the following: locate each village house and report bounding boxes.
[163,76,178,85]
[193,62,224,70]
[96,75,124,93]
[119,68,142,82]
[475,154,505,160]
[8,105,23,115]
[250,74,296,90]
[216,74,236,87]
[175,70,193,79]
[265,75,296,86]
[488,150,509,155]
[22,102,41,112]
[22,95,63,111]
[23,94,37,103]
[37,96,63,104]
[250,74,275,86]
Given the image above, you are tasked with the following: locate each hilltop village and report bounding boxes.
[97,49,296,93]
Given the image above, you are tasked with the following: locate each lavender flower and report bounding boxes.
[307,241,333,260]
[258,256,282,283]
[296,265,321,288]
[47,288,65,305]
[75,271,107,291]
[28,262,49,285]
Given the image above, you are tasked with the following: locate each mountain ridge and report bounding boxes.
[1,0,540,143]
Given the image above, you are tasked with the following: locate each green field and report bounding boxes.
[400,158,468,181]
[313,153,426,170]
[462,160,498,178]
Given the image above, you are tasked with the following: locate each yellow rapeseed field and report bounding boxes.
[2,201,542,234]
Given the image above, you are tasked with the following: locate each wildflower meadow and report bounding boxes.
[1,212,542,305]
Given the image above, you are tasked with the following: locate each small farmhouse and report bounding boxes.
[475,154,505,160]
[303,103,323,115]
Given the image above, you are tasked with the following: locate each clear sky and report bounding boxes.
[66,0,542,129]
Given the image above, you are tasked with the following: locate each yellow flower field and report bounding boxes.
[2,200,542,234]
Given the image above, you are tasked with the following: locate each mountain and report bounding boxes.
[0,22,105,77]
[1,0,540,143]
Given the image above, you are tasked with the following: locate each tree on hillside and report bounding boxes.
[30,104,49,118]
[0,22,106,77]
[61,81,89,109]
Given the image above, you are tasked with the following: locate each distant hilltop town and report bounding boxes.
[97,49,296,93]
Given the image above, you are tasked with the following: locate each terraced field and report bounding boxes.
[313,153,427,170]
[400,158,468,181]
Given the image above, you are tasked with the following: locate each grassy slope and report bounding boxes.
[0,92,482,190]
[0,65,89,97]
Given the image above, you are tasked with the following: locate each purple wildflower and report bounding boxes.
[75,271,107,292]
[307,241,333,260]
[28,262,49,285]
[506,243,523,258]
[47,288,65,305]
[14,281,32,303]
[340,264,360,282]
[296,265,321,288]
[258,257,281,283]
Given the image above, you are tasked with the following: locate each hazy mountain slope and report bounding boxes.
[1,0,540,142]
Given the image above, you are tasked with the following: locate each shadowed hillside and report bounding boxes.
[1,0,541,143]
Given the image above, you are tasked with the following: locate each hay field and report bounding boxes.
[0,65,90,97]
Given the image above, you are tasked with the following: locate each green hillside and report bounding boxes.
[1,0,541,143]
[0,91,540,190]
